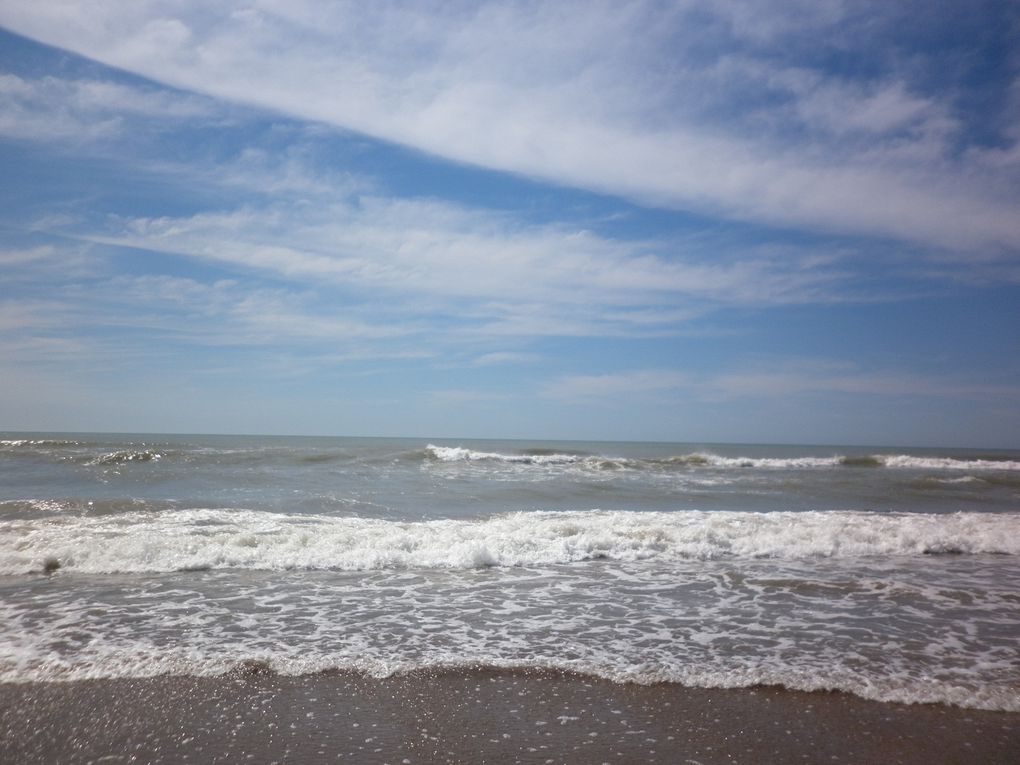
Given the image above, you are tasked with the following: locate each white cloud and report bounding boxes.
[2,1,1018,253]
[0,298,69,331]
[122,169,855,301]
[0,262,418,373]
[4,206,861,380]
[0,245,57,267]
[95,274,412,348]
[0,72,218,142]
[62,194,856,341]
[228,292,408,342]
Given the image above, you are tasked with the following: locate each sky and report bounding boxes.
[0,1,1019,447]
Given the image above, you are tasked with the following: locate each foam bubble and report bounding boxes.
[3,558,1018,711]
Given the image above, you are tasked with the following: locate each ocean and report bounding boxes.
[2,432,1019,720]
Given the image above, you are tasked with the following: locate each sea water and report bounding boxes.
[1,434,1018,710]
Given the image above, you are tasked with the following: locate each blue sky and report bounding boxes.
[1,1,1018,446]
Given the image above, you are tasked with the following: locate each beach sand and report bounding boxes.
[1,668,1017,764]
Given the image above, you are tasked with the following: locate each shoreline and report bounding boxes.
[2,668,1017,764]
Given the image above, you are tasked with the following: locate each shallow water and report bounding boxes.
[2,433,1019,710]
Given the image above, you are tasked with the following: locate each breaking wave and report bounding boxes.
[425,445,1020,472]
[876,455,1020,470]
[2,652,1015,711]
[0,438,81,448]
[87,449,164,465]
[3,509,1017,575]
[426,445,593,465]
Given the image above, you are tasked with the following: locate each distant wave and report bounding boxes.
[87,449,164,465]
[6,439,1018,473]
[0,438,82,448]
[425,445,1020,472]
[1,440,364,468]
[875,455,1020,470]
[1,439,171,466]
[3,509,1017,575]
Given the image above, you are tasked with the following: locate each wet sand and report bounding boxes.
[1,668,1017,764]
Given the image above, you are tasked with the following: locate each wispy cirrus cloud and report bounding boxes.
[0,245,55,265]
[3,198,851,380]
[2,131,982,373]
[2,3,1018,443]
[2,1,1018,255]
[0,298,70,332]
[0,71,219,143]
[58,194,851,333]
[0,291,424,404]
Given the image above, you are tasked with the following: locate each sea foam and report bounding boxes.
[3,509,1018,575]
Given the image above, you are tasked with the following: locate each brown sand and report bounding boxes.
[1,668,1017,764]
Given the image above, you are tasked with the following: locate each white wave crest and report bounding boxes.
[1,649,1016,711]
[877,455,1020,471]
[3,509,1017,575]
[426,444,589,465]
[424,445,1020,472]
[87,449,163,465]
[674,453,1020,471]
[0,438,79,447]
[698,454,844,469]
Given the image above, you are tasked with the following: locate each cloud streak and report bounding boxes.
[60,192,853,337]
[2,1,1018,255]
[0,71,218,143]
[1,4,1018,444]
